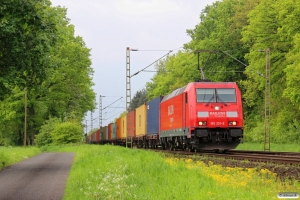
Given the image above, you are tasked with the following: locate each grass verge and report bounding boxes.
[0,146,41,170]
[43,144,299,200]
[236,142,300,152]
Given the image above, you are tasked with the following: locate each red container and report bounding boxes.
[160,93,184,131]
[127,110,136,137]
[95,129,100,142]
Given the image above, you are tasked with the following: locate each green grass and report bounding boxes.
[1,144,299,199]
[0,146,41,169]
[43,144,299,200]
[236,142,300,152]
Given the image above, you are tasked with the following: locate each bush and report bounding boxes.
[50,122,83,145]
[35,117,61,147]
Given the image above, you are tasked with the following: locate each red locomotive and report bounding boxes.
[160,82,244,152]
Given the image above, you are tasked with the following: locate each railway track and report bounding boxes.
[153,149,300,165]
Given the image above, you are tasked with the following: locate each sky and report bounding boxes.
[50,0,217,132]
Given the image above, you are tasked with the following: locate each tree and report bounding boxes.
[0,0,57,97]
[241,0,300,143]
[130,89,147,110]
[0,5,95,145]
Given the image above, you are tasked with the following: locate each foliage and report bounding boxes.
[146,51,198,100]
[35,117,61,147]
[241,0,300,143]
[50,122,83,145]
[130,89,147,110]
[145,0,300,144]
[0,4,95,145]
[0,0,57,97]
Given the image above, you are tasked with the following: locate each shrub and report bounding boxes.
[35,117,61,147]
[50,122,83,145]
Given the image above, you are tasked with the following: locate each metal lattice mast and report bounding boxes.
[264,48,271,151]
[126,47,132,148]
[99,95,104,128]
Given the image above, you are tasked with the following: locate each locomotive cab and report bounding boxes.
[191,83,244,150]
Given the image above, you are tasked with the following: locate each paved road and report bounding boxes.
[0,153,74,200]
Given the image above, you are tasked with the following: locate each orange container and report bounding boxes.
[116,117,122,139]
[135,104,147,137]
[127,110,136,137]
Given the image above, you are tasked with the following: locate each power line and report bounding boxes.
[130,50,173,78]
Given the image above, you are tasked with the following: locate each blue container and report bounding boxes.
[112,123,117,139]
[147,96,163,135]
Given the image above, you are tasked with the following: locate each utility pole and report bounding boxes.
[24,88,27,147]
[126,47,132,148]
[264,48,271,151]
[99,95,105,129]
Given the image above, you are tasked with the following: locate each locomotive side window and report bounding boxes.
[196,89,215,102]
[216,88,236,102]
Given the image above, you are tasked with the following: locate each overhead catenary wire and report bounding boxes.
[130,50,173,78]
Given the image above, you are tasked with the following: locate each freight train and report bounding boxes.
[87,81,244,152]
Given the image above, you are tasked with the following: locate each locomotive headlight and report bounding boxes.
[198,121,207,126]
[215,106,220,110]
[229,121,237,126]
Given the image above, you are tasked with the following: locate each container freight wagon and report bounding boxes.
[90,130,97,144]
[127,110,136,138]
[121,115,127,139]
[112,123,117,140]
[108,123,113,140]
[105,126,108,142]
[87,135,91,143]
[100,126,107,142]
[134,104,147,148]
[160,86,186,150]
[146,96,163,148]
[160,82,244,152]
[94,129,100,143]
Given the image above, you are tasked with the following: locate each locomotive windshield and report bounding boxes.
[196,88,236,103]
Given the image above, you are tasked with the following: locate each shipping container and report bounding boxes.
[135,104,147,137]
[90,131,95,142]
[127,110,136,137]
[121,115,127,138]
[116,118,122,139]
[147,96,163,135]
[100,126,107,141]
[105,126,108,140]
[112,122,117,139]
[108,123,112,140]
[160,92,184,131]
[95,129,100,142]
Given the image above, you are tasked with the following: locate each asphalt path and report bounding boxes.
[0,152,75,200]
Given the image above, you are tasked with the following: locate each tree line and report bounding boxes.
[144,0,300,144]
[0,0,95,146]
[2,0,300,146]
